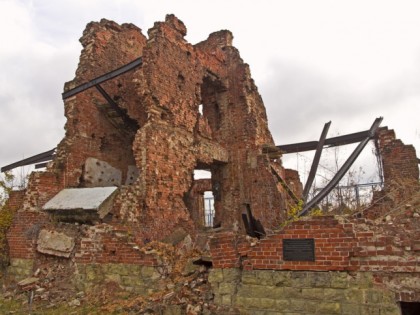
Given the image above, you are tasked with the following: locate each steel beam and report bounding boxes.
[95,84,128,119]
[270,166,300,204]
[277,130,371,154]
[299,117,383,216]
[302,121,331,202]
[62,57,142,99]
[1,148,56,172]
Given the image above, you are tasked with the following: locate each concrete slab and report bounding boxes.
[42,187,118,211]
[82,157,122,187]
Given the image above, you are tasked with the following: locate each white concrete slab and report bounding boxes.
[42,187,118,211]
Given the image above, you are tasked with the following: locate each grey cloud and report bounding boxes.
[260,58,420,149]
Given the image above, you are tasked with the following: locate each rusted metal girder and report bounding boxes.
[270,166,300,204]
[242,203,266,239]
[299,117,383,216]
[62,57,142,99]
[1,148,56,172]
[2,58,144,173]
[95,84,139,134]
[302,121,331,202]
[277,130,371,154]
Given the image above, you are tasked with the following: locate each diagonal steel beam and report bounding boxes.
[299,117,383,216]
[95,84,128,119]
[62,57,142,99]
[270,166,300,204]
[302,121,331,202]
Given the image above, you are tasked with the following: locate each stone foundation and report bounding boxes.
[6,258,33,279]
[5,259,161,296]
[209,269,401,315]
[74,263,161,294]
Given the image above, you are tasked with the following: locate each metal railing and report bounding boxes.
[313,181,383,212]
[204,197,215,227]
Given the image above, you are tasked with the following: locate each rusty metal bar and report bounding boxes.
[299,117,383,216]
[270,166,300,204]
[1,148,56,172]
[302,121,331,202]
[95,84,128,118]
[277,130,371,154]
[62,57,142,99]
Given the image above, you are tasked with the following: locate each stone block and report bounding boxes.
[364,289,383,304]
[241,270,258,284]
[237,297,277,310]
[303,300,319,313]
[289,272,310,287]
[7,258,33,279]
[84,264,104,283]
[273,271,292,287]
[301,288,324,300]
[359,305,380,315]
[342,303,360,315]
[221,294,232,306]
[273,299,290,311]
[380,305,400,315]
[141,266,160,280]
[223,268,241,282]
[316,302,341,314]
[330,272,350,288]
[219,282,237,295]
[307,272,331,288]
[37,229,75,258]
[344,288,364,303]
[282,287,302,298]
[237,284,277,298]
[324,288,345,301]
[257,270,277,285]
[259,298,277,310]
[208,269,224,284]
[353,272,374,289]
[121,275,144,287]
[286,299,306,312]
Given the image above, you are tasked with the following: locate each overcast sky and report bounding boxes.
[1,0,419,183]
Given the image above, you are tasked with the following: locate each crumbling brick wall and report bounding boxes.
[11,14,291,246]
[366,127,420,219]
[377,127,419,186]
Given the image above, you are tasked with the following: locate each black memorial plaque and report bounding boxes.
[283,238,315,261]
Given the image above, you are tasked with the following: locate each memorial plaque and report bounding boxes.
[283,238,315,261]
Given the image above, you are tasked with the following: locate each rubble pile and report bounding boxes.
[1,231,242,314]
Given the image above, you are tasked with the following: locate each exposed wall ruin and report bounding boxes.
[14,15,290,244]
[2,14,419,314]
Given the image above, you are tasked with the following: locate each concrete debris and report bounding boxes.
[162,228,189,246]
[37,229,75,258]
[68,298,81,307]
[17,277,39,288]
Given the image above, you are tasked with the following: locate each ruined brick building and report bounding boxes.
[2,15,419,314]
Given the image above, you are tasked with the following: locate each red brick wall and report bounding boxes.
[75,225,157,265]
[7,211,48,259]
[210,215,419,273]
[5,190,25,211]
[377,127,419,191]
[22,171,62,211]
